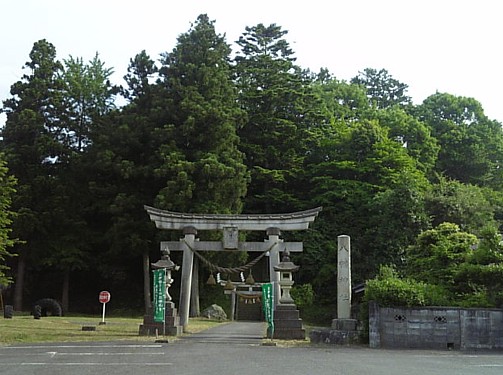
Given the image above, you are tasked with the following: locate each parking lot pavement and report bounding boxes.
[1,323,503,375]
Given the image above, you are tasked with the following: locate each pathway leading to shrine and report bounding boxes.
[179,321,265,345]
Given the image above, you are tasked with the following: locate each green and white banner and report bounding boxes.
[153,269,166,323]
[261,283,274,337]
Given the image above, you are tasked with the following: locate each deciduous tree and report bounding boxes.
[416,92,503,188]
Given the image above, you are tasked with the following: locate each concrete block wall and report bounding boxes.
[460,309,503,350]
[369,302,503,350]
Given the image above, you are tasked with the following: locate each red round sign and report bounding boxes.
[99,291,111,304]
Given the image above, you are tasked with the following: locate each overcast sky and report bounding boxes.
[1,0,501,126]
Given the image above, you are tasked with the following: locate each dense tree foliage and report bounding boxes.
[1,16,503,314]
[402,223,503,307]
[351,68,412,109]
[0,39,68,309]
[61,53,117,151]
[235,23,325,213]
[0,157,16,286]
[425,176,496,234]
[156,14,248,214]
[416,93,503,187]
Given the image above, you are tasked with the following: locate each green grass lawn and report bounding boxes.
[0,314,224,345]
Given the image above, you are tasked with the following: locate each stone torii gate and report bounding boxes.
[144,205,322,331]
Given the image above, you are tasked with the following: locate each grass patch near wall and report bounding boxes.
[0,314,223,345]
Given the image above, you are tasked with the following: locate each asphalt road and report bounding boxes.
[1,322,503,375]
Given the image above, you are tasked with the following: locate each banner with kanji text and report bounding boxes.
[261,283,274,337]
[153,269,166,323]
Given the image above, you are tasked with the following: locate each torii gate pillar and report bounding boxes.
[267,227,282,305]
[179,226,196,329]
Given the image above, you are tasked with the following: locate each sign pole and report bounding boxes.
[102,301,106,324]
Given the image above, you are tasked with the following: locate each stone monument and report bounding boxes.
[310,235,359,344]
[331,235,357,337]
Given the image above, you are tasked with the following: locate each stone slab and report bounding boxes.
[310,328,360,345]
[139,323,183,336]
[332,318,357,331]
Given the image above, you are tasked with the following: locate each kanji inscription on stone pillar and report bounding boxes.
[337,235,351,319]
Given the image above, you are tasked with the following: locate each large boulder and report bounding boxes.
[201,304,227,320]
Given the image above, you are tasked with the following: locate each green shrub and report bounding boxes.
[364,265,428,307]
[291,283,315,309]
[300,304,335,326]
[421,283,452,306]
[457,290,492,308]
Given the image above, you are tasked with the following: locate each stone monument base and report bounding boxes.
[139,303,182,336]
[309,318,359,345]
[332,318,357,331]
[269,304,305,340]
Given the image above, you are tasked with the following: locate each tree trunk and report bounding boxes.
[13,251,27,311]
[189,257,200,317]
[61,269,70,314]
[142,250,152,313]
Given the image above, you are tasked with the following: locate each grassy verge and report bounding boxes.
[0,314,224,346]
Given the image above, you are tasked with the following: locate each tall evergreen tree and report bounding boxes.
[235,23,326,213]
[48,53,117,312]
[0,39,66,310]
[84,50,168,312]
[1,41,117,312]
[153,14,251,316]
[156,14,248,214]
[351,68,412,109]
[122,50,158,103]
[0,157,16,286]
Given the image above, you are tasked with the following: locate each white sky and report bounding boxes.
[1,0,502,126]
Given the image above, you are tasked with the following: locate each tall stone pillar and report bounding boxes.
[179,226,196,331]
[331,234,357,339]
[266,227,282,307]
[337,235,351,319]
